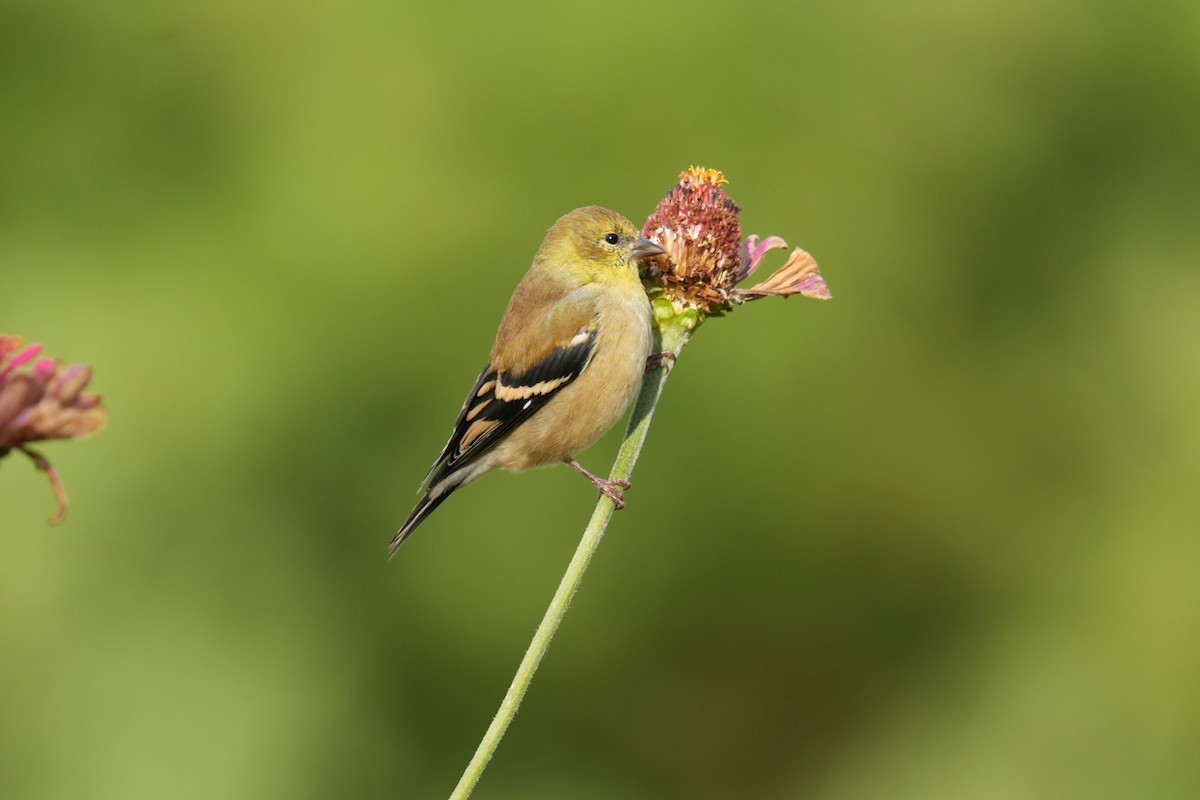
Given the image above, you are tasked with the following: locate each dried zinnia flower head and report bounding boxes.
[641,166,831,317]
[0,335,106,523]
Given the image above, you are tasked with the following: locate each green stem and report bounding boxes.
[449,318,694,800]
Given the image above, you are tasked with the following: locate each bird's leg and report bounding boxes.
[645,351,676,373]
[563,457,631,509]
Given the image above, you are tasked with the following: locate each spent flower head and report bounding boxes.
[641,166,830,318]
[1,335,106,523]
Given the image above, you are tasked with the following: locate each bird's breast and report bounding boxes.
[490,288,652,471]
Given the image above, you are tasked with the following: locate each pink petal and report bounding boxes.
[1,344,43,378]
[739,235,789,280]
[50,365,92,403]
[738,248,832,301]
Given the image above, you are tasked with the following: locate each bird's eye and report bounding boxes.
[604,233,620,245]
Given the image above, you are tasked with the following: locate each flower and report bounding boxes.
[1,335,106,523]
[641,166,830,317]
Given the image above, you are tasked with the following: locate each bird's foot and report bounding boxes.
[593,477,631,509]
[645,351,676,373]
[564,458,631,510]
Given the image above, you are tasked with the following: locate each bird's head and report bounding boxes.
[539,206,665,279]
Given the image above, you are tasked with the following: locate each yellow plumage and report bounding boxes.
[389,206,663,557]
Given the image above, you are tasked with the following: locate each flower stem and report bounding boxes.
[448,318,693,800]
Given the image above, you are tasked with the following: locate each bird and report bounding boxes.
[388,206,666,558]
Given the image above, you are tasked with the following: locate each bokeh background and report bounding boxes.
[2,0,1198,797]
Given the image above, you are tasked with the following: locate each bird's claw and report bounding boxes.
[645,351,676,373]
[565,457,632,509]
[593,478,630,509]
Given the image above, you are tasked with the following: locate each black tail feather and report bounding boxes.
[388,487,455,559]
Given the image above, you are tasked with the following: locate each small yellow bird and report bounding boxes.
[389,206,665,557]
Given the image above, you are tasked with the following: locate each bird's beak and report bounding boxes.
[630,238,667,261]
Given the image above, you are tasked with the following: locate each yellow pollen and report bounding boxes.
[683,166,728,187]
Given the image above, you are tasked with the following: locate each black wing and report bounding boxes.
[420,322,598,489]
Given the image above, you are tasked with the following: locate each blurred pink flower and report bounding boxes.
[641,167,831,315]
[1,335,106,523]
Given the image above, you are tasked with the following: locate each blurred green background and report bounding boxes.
[2,0,1198,797]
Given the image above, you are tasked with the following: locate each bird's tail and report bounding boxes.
[387,484,457,559]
